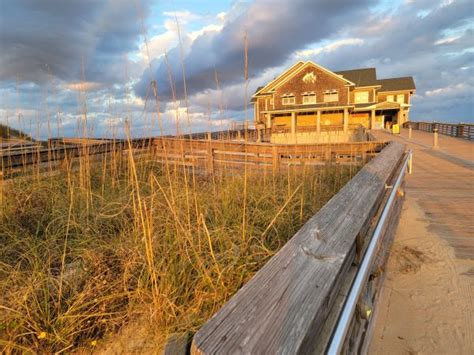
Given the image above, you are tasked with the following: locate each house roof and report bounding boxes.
[251,63,416,104]
[377,77,416,92]
[335,68,378,87]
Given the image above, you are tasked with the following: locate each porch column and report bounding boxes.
[371,109,376,129]
[316,111,321,134]
[291,112,297,140]
[343,108,349,134]
[397,109,403,125]
[266,114,272,129]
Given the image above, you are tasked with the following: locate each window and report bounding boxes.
[281,94,295,105]
[396,94,405,103]
[387,95,394,102]
[355,91,369,103]
[302,92,316,104]
[324,90,339,102]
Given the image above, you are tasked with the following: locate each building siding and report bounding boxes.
[273,64,349,110]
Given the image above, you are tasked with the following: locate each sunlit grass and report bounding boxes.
[0,149,359,353]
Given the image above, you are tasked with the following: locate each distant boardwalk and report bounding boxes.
[370,128,474,353]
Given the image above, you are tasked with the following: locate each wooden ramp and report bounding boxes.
[369,128,474,353]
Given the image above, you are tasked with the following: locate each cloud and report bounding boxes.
[134,0,376,101]
[294,38,364,58]
[0,0,150,85]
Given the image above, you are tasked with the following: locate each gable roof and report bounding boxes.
[377,77,416,92]
[253,61,354,98]
[335,68,378,87]
[252,61,305,97]
[270,61,355,91]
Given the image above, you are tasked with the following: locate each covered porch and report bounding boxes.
[261,105,361,144]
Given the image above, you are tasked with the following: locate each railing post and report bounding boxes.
[343,108,349,134]
[272,145,280,173]
[433,128,439,150]
[317,111,321,134]
[207,145,214,174]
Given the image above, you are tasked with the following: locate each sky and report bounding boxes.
[0,0,472,139]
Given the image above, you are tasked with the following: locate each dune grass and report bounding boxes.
[0,147,360,353]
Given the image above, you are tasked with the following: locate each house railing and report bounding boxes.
[190,141,409,354]
[403,121,474,141]
[271,124,362,134]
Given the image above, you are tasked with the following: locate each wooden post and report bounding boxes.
[272,145,280,173]
[317,111,321,134]
[371,109,376,130]
[207,145,214,174]
[291,112,296,141]
[408,126,412,139]
[433,128,439,150]
[343,108,349,134]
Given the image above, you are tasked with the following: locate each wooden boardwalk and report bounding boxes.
[370,128,474,353]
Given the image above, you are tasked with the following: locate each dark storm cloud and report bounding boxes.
[135,0,376,100]
[302,0,474,122]
[0,0,149,84]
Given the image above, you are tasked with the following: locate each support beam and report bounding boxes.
[371,109,376,130]
[266,114,272,129]
[397,109,402,125]
[317,111,321,134]
[343,108,349,134]
[291,112,296,139]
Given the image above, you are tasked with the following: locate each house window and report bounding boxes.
[302,92,316,104]
[387,95,394,102]
[396,94,405,103]
[281,94,295,105]
[355,91,369,103]
[324,90,339,102]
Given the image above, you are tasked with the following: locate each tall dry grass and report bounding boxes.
[0,145,359,353]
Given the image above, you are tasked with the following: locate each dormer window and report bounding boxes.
[323,89,338,102]
[302,92,316,104]
[355,91,369,103]
[281,93,295,105]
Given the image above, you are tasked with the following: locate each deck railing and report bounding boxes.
[190,141,409,354]
[403,121,474,141]
[1,135,387,178]
[152,138,387,171]
[271,124,362,134]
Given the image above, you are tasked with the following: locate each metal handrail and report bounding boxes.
[327,149,412,355]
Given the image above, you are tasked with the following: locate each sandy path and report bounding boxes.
[369,130,474,354]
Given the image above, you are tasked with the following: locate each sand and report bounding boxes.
[369,129,474,354]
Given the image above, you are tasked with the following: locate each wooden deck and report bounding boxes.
[369,128,474,353]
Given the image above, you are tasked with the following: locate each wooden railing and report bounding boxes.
[403,121,474,141]
[191,141,408,354]
[0,138,151,174]
[1,136,387,178]
[152,138,387,171]
[271,124,362,134]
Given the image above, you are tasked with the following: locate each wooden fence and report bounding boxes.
[1,136,386,179]
[190,141,408,354]
[403,121,474,141]
[152,138,387,172]
[0,138,150,174]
